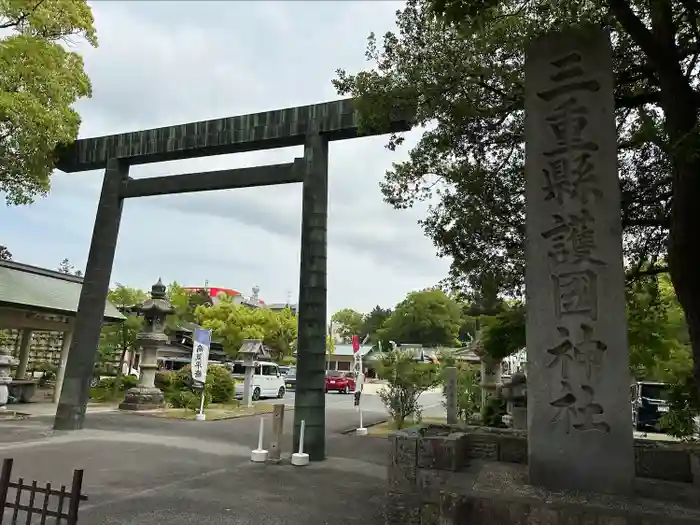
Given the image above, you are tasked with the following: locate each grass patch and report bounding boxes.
[146,402,278,421]
[366,417,447,437]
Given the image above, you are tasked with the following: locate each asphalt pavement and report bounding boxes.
[278,389,446,420]
[0,401,395,524]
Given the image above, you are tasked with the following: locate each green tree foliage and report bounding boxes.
[334,0,700,398]
[194,298,298,360]
[627,274,689,378]
[376,349,442,428]
[0,246,11,260]
[361,305,393,344]
[378,289,463,347]
[165,282,212,330]
[331,308,364,343]
[98,285,147,391]
[479,303,526,361]
[1,0,98,205]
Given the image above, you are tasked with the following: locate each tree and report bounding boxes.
[58,258,82,276]
[627,274,689,379]
[360,305,393,344]
[99,284,147,393]
[376,349,442,428]
[0,246,11,260]
[264,306,298,361]
[378,289,463,347]
[1,0,98,205]
[333,0,700,394]
[194,299,283,358]
[331,308,364,343]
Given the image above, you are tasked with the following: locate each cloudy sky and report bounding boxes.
[1,0,451,316]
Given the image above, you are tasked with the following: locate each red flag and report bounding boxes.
[352,335,360,353]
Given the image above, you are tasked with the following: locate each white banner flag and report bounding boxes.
[191,327,212,383]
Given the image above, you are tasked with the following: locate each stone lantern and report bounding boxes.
[239,339,263,408]
[119,278,174,411]
[0,346,16,410]
[501,369,527,430]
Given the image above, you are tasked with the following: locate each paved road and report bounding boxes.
[277,389,446,420]
[0,405,392,525]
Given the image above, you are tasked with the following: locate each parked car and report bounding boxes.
[232,361,286,400]
[325,371,356,394]
[284,367,297,391]
[630,381,670,431]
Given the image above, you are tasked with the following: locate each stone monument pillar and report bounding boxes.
[524,26,634,495]
[119,278,173,411]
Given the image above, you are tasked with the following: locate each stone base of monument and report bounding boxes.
[119,386,165,411]
[387,425,700,525]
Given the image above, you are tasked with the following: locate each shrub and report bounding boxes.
[121,375,139,390]
[97,377,116,390]
[661,368,699,441]
[172,365,194,391]
[98,375,138,391]
[168,390,212,411]
[155,371,174,390]
[206,365,236,403]
[167,364,235,404]
[482,397,507,428]
[376,350,441,429]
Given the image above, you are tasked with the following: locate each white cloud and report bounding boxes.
[1,0,451,315]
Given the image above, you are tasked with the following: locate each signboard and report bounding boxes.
[191,327,212,384]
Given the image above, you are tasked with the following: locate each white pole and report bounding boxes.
[195,387,206,421]
[298,419,305,454]
[292,419,309,466]
[356,354,368,435]
[257,417,264,451]
[250,416,268,462]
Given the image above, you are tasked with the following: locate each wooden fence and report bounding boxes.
[0,458,87,524]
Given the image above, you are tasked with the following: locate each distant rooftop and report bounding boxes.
[0,259,124,321]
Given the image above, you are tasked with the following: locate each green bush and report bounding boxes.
[121,375,139,390]
[661,369,699,441]
[167,364,235,404]
[168,390,212,411]
[376,350,441,429]
[206,365,236,403]
[482,397,507,428]
[155,371,174,390]
[97,375,138,391]
[97,377,116,390]
[172,365,194,391]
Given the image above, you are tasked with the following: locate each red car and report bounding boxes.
[325,371,356,394]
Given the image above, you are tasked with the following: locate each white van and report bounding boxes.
[231,361,286,401]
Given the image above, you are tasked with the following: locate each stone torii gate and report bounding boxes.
[52,98,410,461]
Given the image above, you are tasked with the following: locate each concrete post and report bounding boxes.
[15,328,32,379]
[445,366,458,425]
[54,158,128,431]
[293,121,329,462]
[269,404,285,462]
[53,328,73,404]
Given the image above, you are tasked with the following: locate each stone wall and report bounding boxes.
[453,425,697,484]
[386,425,700,525]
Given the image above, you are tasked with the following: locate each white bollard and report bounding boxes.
[356,407,367,436]
[291,419,309,466]
[250,417,268,462]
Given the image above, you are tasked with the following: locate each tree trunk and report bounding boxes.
[112,346,128,398]
[667,151,700,400]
